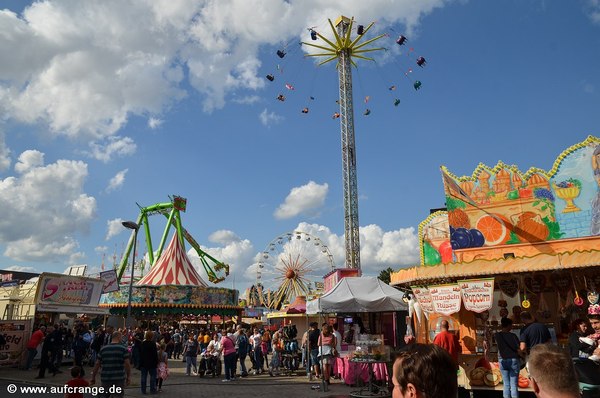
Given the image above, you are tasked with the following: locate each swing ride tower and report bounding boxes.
[303,16,385,272]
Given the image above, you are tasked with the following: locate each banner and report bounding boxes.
[0,321,29,367]
[458,278,494,313]
[100,270,119,293]
[35,273,104,308]
[429,284,462,315]
[410,286,434,313]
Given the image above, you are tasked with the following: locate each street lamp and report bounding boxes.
[122,220,140,328]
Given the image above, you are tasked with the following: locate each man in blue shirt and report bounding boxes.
[519,311,551,353]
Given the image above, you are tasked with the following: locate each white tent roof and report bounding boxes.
[306,276,407,314]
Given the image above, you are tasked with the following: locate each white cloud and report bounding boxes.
[148,117,163,129]
[586,0,600,24]
[106,169,128,192]
[232,95,261,105]
[86,136,136,163]
[274,181,328,219]
[0,153,96,262]
[14,149,44,174]
[95,245,109,254]
[4,265,36,272]
[105,218,124,240]
[188,230,255,285]
[293,222,419,275]
[0,130,11,172]
[259,108,283,126]
[0,0,447,150]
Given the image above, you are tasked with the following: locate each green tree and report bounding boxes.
[378,267,394,284]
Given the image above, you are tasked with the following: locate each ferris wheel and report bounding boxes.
[256,230,335,309]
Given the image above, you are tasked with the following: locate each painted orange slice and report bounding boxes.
[475,214,510,246]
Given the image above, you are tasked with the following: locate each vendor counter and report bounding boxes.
[334,354,390,385]
[459,354,533,393]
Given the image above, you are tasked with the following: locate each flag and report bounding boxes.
[441,168,477,207]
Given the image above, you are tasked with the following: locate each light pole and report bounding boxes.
[122,220,139,328]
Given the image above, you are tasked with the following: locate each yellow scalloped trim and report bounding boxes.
[418,210,448,266]
[441,135,600,183]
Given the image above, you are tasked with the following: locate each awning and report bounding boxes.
[391,249,600,286]
[37,303,110,315]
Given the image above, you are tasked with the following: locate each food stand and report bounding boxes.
[391,136,600,394]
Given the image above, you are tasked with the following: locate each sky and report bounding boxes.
[1,0,600,295]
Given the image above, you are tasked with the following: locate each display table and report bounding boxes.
[335,358,390,398]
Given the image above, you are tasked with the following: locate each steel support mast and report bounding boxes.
[336,18,361,271]
[303,16,385,273]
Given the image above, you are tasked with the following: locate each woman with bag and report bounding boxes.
[318,324,337,385]
[494,317,522,398]
[157,343,169,392]
[182,335,198,376]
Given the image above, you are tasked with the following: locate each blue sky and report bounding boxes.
[1,0,599,294]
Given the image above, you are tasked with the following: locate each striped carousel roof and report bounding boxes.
[136,233,208,287]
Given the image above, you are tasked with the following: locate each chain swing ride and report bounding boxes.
[253,17,429,307]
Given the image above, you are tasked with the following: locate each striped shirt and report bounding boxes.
[98,343,129,382]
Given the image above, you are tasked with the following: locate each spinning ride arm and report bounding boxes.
[116,197,230,284]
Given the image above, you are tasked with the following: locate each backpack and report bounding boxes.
[238,334,249,355]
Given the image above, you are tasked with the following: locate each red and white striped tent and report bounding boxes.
[136,233,208,287]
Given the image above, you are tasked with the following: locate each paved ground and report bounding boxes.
[0,357,526,397]
[0,357,364,398]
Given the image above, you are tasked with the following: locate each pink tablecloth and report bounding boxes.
[334,357,389,385]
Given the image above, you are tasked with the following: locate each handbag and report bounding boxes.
[318,345,332,357]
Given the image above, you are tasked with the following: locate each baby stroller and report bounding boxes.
[198,350,222,377]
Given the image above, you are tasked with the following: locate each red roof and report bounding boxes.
[136,233,207,287]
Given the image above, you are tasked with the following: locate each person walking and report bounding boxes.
[495,317,522,398]
[236,328,250,377]
[172,329,182,360]
[90,331,131,398]
[156,343,169,392]
[183,334,199,376]
[308,322,321,378]
[220,328,236,382]
[318,324,337,385]
[25,325,45,370]
[35,325,58,379]
[251,327,264,374]
[139,331,159,394]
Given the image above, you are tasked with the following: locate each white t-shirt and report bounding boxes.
[333,330,342,353]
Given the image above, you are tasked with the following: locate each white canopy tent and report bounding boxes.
[306,276,408,314]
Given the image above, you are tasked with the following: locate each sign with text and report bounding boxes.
[0,320,29,367]
[429,283,462,315]
[458,278,495,313]
[410,286,434,313]
[35,273,104,308]
[99,269,119,293]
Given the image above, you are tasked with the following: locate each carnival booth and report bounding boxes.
[391,136,600,393]
[307,277,407,394]
[100,233,241,325]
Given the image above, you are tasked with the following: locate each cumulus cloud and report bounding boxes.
[0,152,96,262]
[0,131,11,172]
[274,181,328,219]
[585,0,600,24]
[5,265,36,272]
[86,136,137,163]
[0,0,447,152]
[294,222,419,276]
[188,230,255,285]
[106,168,128,192]
[14,150,44,174]
[148,117,163,129]
[105,218,124,240]
[259,108,283,126]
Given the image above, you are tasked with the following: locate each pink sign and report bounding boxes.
[458,278,495,313]
[429,284,462,315]
[411,286,434,313]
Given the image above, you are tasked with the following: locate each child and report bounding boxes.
[157,343,169,391]
[65,366,89,398]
